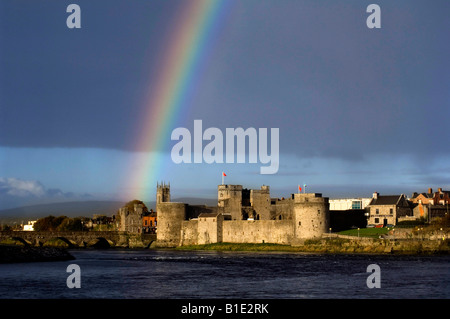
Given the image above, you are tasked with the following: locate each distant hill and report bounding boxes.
[0,201,126,223]
[0,197,217,224]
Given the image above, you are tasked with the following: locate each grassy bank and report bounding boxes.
[174,238,450,255]
[337,227,390,238]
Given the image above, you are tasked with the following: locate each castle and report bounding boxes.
[118,201,146,234]
[156,182,330,247]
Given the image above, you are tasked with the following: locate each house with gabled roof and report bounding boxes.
[410,188,450,220]
[411,188,450,206]
[366,192,413,226]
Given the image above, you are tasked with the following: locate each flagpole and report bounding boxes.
[222,172,224,185]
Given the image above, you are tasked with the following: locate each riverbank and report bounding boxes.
[0,245,75,263]
[175,238,450,255]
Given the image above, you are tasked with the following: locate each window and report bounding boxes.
[390,208,393,214]
[376,209,379,214]
[352,201,362,209]
[374,218,379,223]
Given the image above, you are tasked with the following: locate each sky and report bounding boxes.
[1,0,449,210]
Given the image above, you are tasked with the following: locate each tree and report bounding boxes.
[34,215,68,231]
[0,224,11,231]
[57,217,83,231]
[124,199,149,213]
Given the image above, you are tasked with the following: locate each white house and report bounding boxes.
[23,221,36,231]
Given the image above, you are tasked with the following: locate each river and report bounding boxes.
[0,249,448,299]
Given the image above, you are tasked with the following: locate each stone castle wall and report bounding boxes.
[156,183,330,247]
[198,214,224,245]
[270,196,295,220]
[222,220,293,244]
[179,219,293,246]
[180,219,198,246]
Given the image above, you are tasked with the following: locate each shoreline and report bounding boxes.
[2,237,448,257]
[173,238,450,255]
[0,245,75,264]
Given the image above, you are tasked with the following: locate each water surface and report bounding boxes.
[0,249,448,299]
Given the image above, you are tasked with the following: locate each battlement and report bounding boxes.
[293,193,328,204]
[252,185,270,194]
[155,183,331,247]
[218,184,243,191]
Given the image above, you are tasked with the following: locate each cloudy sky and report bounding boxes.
[1,0,449,210]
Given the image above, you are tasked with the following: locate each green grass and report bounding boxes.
[42,238,70,247]
[0,239,26,246]
[337,227,390,238]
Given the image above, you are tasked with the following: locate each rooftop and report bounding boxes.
[369,195,402,206]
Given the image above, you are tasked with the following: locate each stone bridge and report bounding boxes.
[0,231,156,248]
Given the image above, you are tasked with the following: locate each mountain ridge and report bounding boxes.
[0,197,218,223]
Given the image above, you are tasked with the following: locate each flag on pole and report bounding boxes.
[222,172,226,185]
[298,185,302,192]
[222,172,226,177]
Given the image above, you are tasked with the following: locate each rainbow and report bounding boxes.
[127,0,233,201]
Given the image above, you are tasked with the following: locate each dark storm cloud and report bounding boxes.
[1,0,449,162]
[177,0,450,162]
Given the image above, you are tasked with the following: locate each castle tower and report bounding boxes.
[293,193,329,239]
[155,182,188,247]
[218,184,243,220]
[156,202,187,247]
[156,182,171,204]
[250,185,271,220]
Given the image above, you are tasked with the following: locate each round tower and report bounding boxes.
[293,193,329,239]
[156,202,186,247]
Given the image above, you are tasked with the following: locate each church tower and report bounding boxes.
[156,182,171,204]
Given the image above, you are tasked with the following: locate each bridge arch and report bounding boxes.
[42,237,77,248]
[87,237,112,248]
[11,237,32,246]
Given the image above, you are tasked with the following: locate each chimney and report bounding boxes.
[428,188,433,194]
[373,192,379,199]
